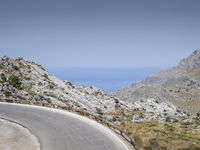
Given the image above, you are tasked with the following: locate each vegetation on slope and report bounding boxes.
[108,107,200,150]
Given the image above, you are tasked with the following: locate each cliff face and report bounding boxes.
[115,49,200,115]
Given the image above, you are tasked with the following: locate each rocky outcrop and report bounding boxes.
[124,99,189,122]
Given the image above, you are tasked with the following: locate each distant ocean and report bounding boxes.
[48,68,163,93]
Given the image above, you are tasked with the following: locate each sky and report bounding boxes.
[0,0,200,68]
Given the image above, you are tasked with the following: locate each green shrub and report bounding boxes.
[8,75,22,89]
[0,73,7,82]
[115,98,119,104]
[96,107,103,115]
[4,90,11,97]
[13,65,19,71]
[67,82,75,89]
[43,73,49,79]
[4,99,13,103]
[197,112,200,118]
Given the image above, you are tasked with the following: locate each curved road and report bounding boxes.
[0,103,133,150]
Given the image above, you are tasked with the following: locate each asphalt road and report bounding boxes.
[0,103,133,150]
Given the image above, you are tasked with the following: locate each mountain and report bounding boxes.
[2,56,198,149]
[115,49,200,115]
[0,56,189,123]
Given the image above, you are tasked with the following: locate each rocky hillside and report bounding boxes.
[115,49,200,115]
[0,56,189,123]
[0,56,116,114]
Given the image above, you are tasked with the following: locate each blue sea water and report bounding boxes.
[48,68,163,93]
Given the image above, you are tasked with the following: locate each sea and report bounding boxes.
[48,68,163,93]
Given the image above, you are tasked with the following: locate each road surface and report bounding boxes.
[0,103,134,150]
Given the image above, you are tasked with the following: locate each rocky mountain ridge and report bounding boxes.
[115,49,200,115]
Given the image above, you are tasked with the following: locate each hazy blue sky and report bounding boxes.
[0,0,200,68]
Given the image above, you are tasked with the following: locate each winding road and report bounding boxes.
[0,103,133,150]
